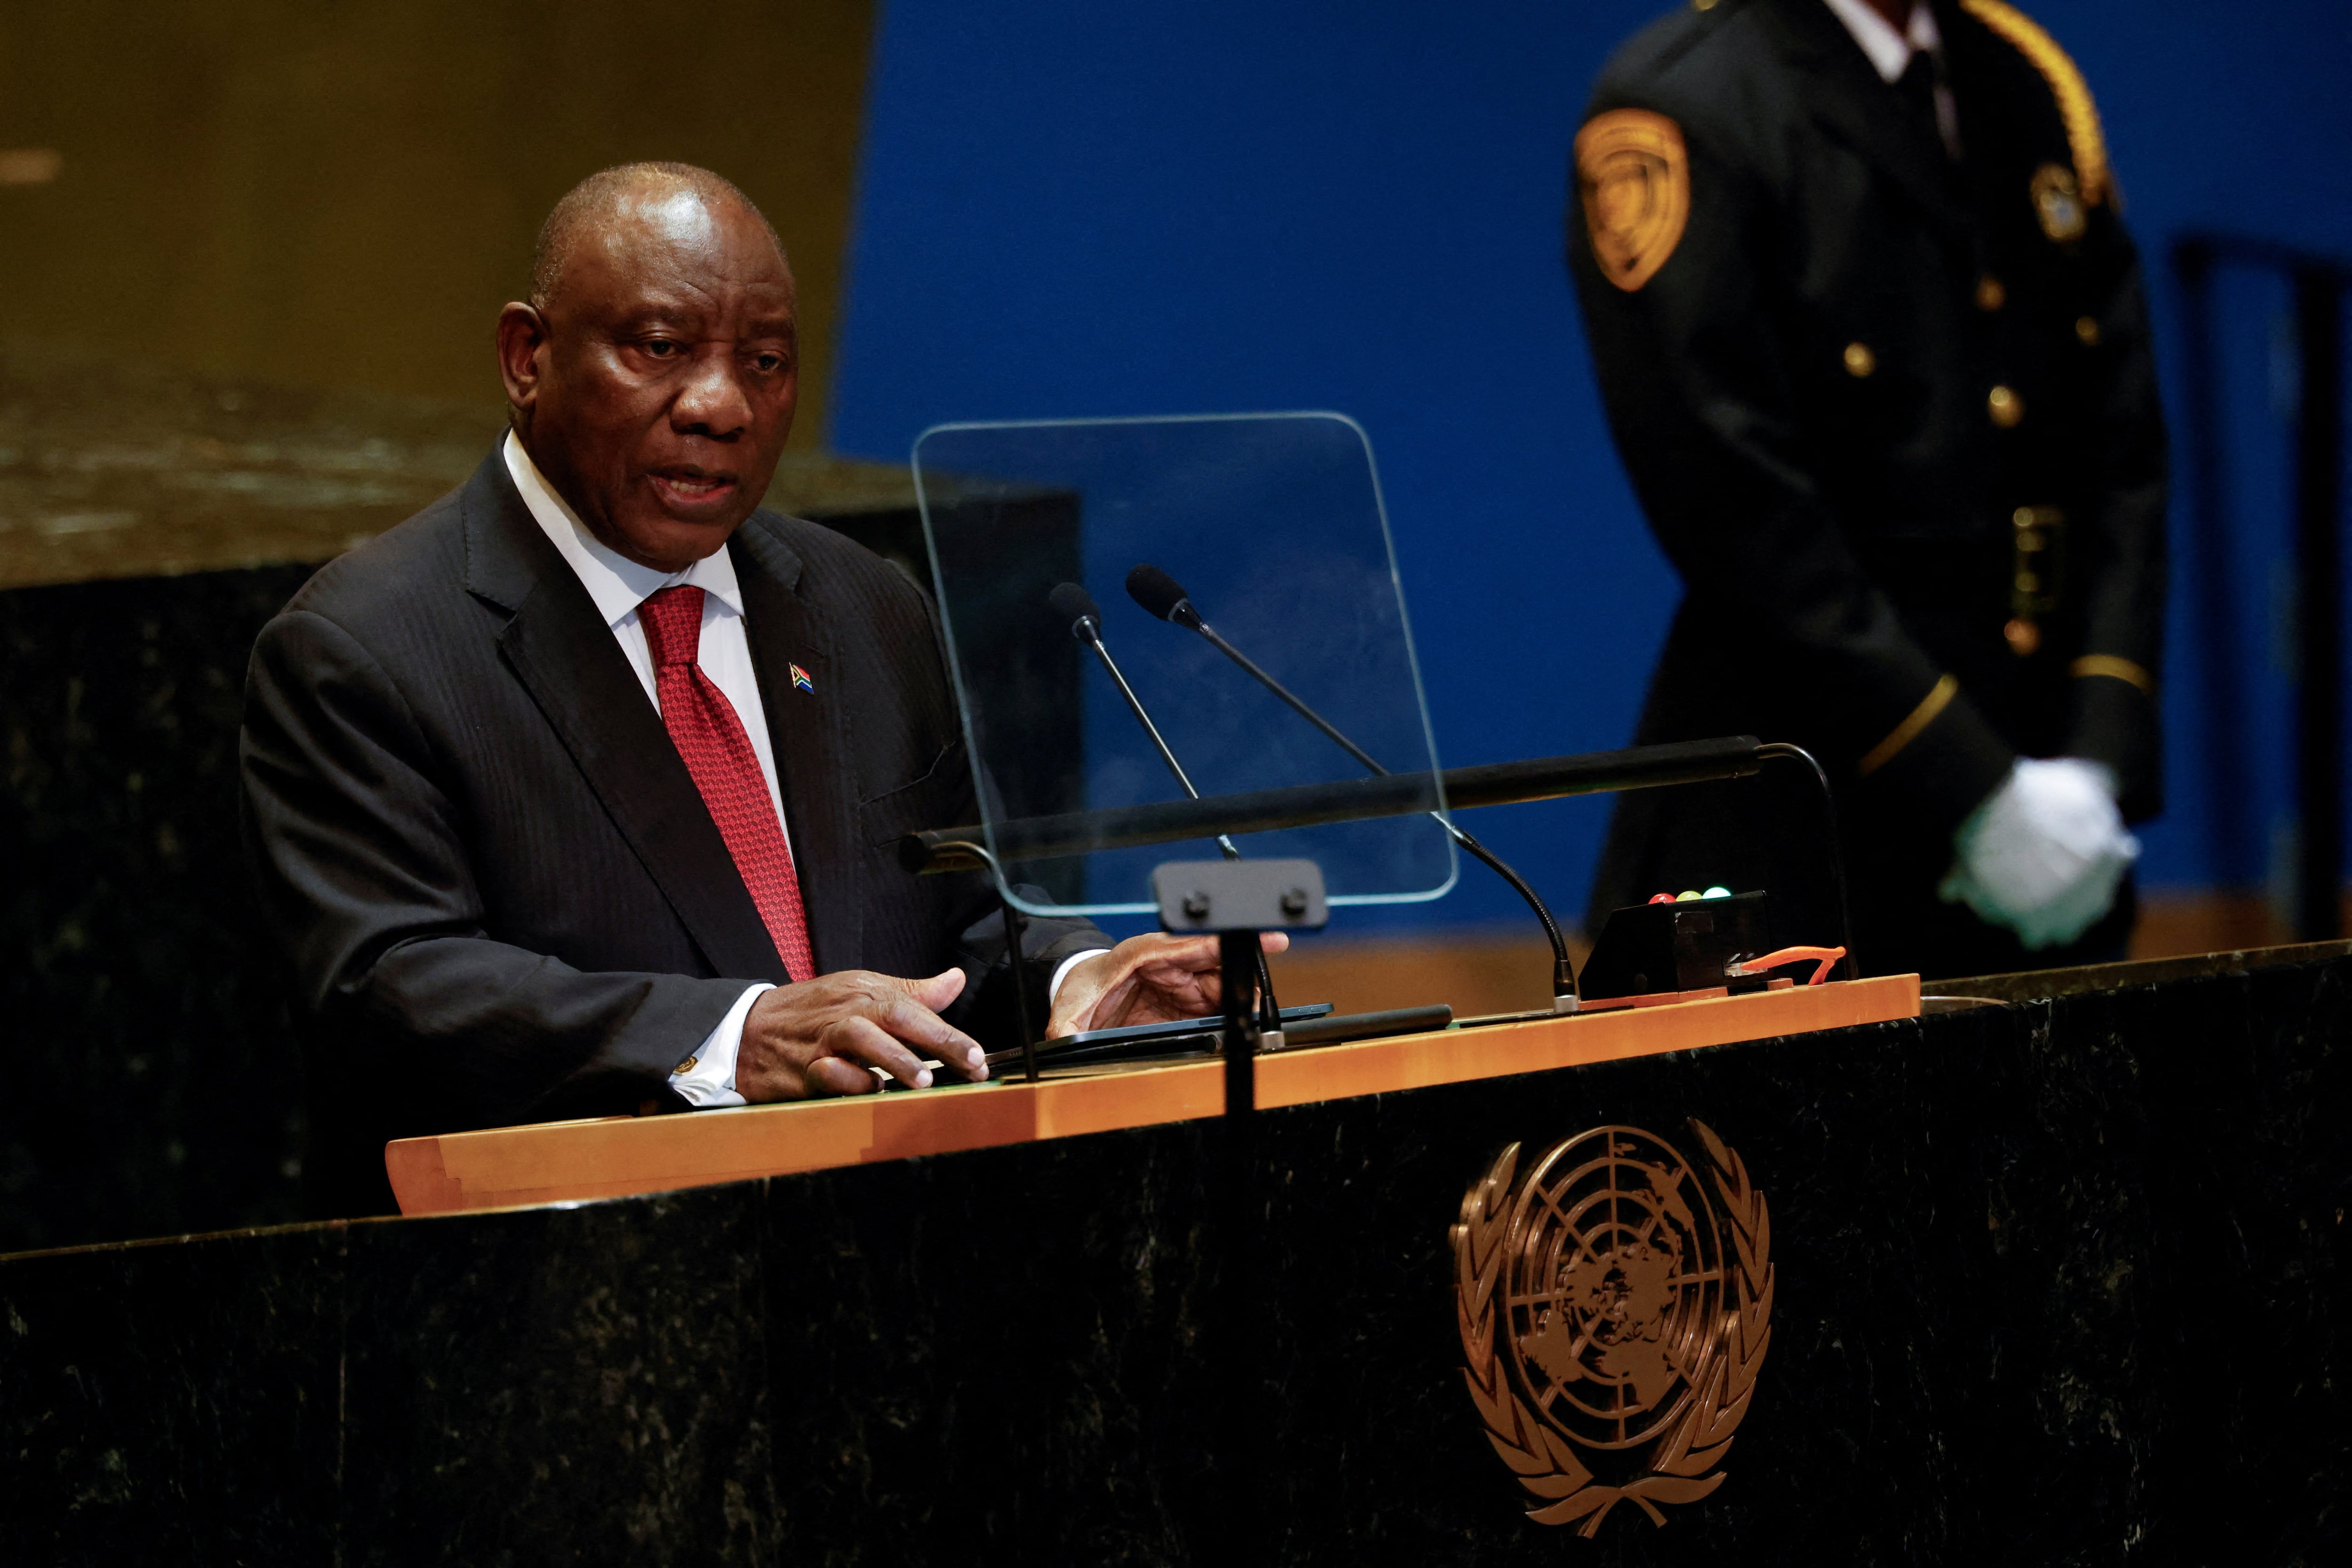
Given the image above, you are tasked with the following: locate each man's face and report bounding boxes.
[500,187,798,573]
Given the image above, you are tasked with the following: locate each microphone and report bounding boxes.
[1123,563,1204,631]
[1049,582,1281,1029]
[1048,580,1102,634]
[1125,563,1582,1012]
[1054,580,1214,809]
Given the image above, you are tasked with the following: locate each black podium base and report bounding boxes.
[5,947,2349,1564]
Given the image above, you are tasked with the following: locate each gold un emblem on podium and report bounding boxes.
[1452,1121,1773,1535]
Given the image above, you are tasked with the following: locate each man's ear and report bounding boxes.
[496,302,548,421]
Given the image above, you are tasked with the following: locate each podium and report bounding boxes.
[6,948,2350,1563]
[384,978,1915,1215]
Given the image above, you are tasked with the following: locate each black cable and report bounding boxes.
[1446,823,1580,1002]
[1058,590,1279,1029]
[1197,642,1576,999]
[1195,619,1387,776]
[934,840,1039,1083]
[1128,565,1577,1005]
[1755,742,1860,981]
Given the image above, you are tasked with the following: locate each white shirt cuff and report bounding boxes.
[670,983,772,1109]
[1048,948,1111,1006]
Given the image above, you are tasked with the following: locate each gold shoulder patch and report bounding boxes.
[1575,109,1690,293]
[1959,0,2112,207]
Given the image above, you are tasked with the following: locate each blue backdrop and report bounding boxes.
[830,0,2352,935]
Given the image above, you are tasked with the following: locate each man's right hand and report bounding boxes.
[733,969,983,1100]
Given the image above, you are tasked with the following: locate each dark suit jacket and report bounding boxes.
[1569,0,2166,976]
[242,450,1100,1215]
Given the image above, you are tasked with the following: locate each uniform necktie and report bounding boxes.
[637,584,815,982]
[1895,49,1958,161]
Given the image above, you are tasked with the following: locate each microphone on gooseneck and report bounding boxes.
[1125,562,1582,1012]
[1052,580,1224,824]
[1049,583,1281,1029]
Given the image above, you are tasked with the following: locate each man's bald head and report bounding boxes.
[530,161,788,311]
[498,161,801,573]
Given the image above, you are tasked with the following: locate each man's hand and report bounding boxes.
[1046,932,1292,1039]
[734,969,983,1100]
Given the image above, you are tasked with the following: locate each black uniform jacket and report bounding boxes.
[241,450,1100,1215]
[1570,0,2166,970]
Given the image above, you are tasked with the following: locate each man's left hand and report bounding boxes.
[1046,932,1291,1039]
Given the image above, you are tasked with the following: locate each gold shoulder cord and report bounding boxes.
[1859,673,1959,776]
[2070,654,2155,695]
[1957,0,2111,206]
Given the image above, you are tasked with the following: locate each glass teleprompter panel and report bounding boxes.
[914,412,1454,918]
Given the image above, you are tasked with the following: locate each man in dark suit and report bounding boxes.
[243,162,1265,1215]
[1569,0,2166,980]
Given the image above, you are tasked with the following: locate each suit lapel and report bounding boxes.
[461,452,788,984]
[1768,0,1971,245]
[731,517,866,978]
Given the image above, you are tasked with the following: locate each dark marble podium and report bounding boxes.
[4,944,2347,1565]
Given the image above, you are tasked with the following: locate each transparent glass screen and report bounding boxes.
[913,412,1454,917]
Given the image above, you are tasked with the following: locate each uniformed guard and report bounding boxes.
[1571,0,2166,980]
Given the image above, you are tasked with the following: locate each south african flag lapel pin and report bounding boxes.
[789,662,815,694]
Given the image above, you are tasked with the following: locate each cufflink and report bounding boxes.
[673,1055,699,1076]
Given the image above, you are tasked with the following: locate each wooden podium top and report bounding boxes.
[385,974,1920,1217]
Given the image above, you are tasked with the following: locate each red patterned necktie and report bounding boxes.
[637,584,815,982]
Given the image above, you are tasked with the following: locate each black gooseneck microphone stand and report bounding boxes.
[1754,740,1860,981]
[1124,563,1582,1011]
[930,838,1042,1083]
[1049,582,1284,1039]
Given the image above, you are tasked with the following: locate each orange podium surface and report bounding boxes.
[385,973,1920,1216]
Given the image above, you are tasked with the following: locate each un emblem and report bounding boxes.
[1451,1122,1773,1535]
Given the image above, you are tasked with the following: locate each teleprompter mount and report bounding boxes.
[1151,857,1330,1118]
[909,734,1859,990]
[902,737,1765,873]
[1151,855,1328,1567]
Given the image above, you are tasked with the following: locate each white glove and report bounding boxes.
[1938,758,2138,950]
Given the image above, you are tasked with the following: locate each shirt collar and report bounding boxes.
[501,428,746,627]
[1821,0,1942,83]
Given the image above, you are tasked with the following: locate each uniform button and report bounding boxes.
[2005,618,2042,656]
[2074,315,2101,346]
[1987,385,2023,427]
[1975,276,2006,311]
[1843,341,1876,377]
[674,1056,699,1075]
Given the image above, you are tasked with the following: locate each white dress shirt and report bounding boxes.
[504,433,1101,1109]
[1822,0,1961,158]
